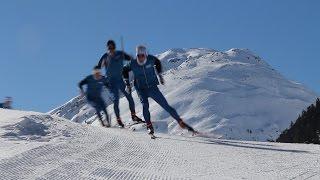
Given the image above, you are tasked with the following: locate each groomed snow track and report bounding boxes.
[0,111,320,179]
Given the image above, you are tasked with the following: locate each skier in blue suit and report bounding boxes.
[79,66,110,127]
[122,45,196,135]
[98,40,142,127]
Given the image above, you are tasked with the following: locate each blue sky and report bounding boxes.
[0,0,319,112]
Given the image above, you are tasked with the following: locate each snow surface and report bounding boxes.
[1,109,320,179]
[50,48,318,141]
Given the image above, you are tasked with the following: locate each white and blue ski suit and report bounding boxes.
[98,51,136,119]
[123,55,182,125]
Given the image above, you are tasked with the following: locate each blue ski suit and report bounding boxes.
[78,75,109,121]
[123,55,181,125]
[98,51,136,118]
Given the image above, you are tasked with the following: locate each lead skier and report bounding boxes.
[122,45,197,135]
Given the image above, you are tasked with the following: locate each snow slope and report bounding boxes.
[50,48,317,141]
[1,109,320,179]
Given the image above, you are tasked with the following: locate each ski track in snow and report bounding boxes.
[0,110,320,180]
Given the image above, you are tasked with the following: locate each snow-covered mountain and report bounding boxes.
[50,48,318,141]
[1,109,320,179]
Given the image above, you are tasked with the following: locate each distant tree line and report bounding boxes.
[277,98,320,144]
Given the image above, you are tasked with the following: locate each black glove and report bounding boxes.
[124,79,132,94]
[159,74,165,85]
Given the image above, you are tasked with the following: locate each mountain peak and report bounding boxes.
[157,48,218,64]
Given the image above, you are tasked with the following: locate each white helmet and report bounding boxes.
[136,45,147,56]
[136,45,148,65]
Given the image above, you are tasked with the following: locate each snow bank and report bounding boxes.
[1,109,320,179]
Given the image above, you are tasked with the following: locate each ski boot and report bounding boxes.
[178,120,198,135]
[146,123,156,139]
[146,123,155,135]
[103,121,111,128]
[131,113,144,123]
[97,119,108,127]
[117,118,125,128]
[104,115,111,127]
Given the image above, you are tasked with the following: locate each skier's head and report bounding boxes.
[136,45,147,65]
[92,66,102,77]
[106,40,116,53]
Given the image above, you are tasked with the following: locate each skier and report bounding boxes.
[0,97,12,109]
[79,66,110,127]
[97,40,142,127]
[122,45,197,135]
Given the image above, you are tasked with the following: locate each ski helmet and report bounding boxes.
[136,45,147,56]
[136,45,148,65]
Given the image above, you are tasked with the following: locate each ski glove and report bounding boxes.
[124,79,132,94]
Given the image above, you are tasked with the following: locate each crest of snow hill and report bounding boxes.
[50,48,317,141]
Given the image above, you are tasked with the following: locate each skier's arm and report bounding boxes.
[122,64,132,93]
[153,56,165,85]
[123,52,133,61]
[154,57,163,74]
[78,77,88,92]
[122,65,131,81]
[97,53,108,68]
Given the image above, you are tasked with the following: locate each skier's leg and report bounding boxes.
[149,87,196,132]
[86,98,99,124]
[95,109,103,121]
[119,81,143,122]
[97,98,110,127]
[102,108,110,127]
[94,108,106,126]
[119,81,135,114]
[109,86,120,119]
[137,90,154,134]
[137,90,151,124]
[148,87,180,121]
[108,87,124,127]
